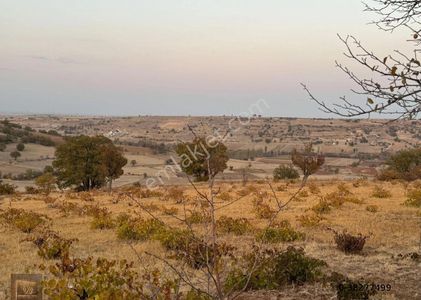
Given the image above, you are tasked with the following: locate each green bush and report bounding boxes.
[185,211,211,225]
[0,181,15,195]
[154,228,234,269]
[91,211,115,230]
[297,213,324,227]
[31,231,75,259]
[116,216,164,241]
[41,256,179,300]
[253,198,275,219]
[0,208,46,233]
[273,165,300,180]
[225,247,327,291]
[256,221,305,243]
[311,199,332,214]
[16,143,25,151]
[216,216,253,235]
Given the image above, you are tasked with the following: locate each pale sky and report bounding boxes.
[0,0,410,117]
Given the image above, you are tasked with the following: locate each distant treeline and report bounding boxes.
[228,148,385,161]
[117,138,173,154]
[0,120,57,147]
[1,169,43,181]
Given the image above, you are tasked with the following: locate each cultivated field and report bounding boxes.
[0,179,420,299]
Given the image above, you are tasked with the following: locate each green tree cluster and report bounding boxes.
[53,136,127,191]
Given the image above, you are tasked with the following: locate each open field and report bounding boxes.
[1,115,420,191]
[0,179,420,299]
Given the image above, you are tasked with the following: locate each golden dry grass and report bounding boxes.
[0,179,420,299]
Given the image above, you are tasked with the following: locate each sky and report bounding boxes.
[0,0,411,117]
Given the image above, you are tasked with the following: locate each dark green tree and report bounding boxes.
[53,136,127,191]
[379,147,421,181]
[10,151,21,161]
[175,137,228,182]
[102,143,128,192]
[16,143,25,151]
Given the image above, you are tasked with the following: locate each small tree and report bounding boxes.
[10,151,21,161]
[16,143,25,151]
[291,145,325,184]
[35,172,56,195]
[379,147,421,181]
[102,143,128,192]
[130,160,137,167]
[175,137,229,182]
[53,136,127,191]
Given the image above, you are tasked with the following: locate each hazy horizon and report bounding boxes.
[0,0,411,117]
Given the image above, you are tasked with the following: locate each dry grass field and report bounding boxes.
[0,179,420,299]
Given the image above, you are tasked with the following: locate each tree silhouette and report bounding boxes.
[304,0,421,120]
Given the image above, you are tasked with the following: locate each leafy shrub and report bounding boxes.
[56,202,106,217]
[366,205,378,213]
[116,216,164,241]
[154,227,192,251]
[225,247,327,291]
[0,208,47,233]
[186,211,211,225]
[297,214,324,227]
[371,186,392,198]
[0,181,15,195]
[273,165,300,180]
[40,256,179,299]
[257,221,305,243]
[332,230,368,254]
[324,186,363,207]
[91,210,115,230]
[155,228,234,269]
[30,230,76,259]
[217,216,253,236]
[311,199,332,214]
[35,173,56,195]
[253,198,275,219]
[404,189,421,207]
